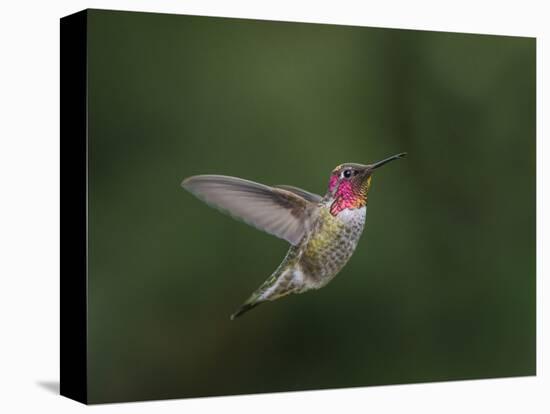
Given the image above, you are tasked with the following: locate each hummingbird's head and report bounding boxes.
[327,153,407,215]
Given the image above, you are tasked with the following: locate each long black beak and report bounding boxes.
[370,152,407,170]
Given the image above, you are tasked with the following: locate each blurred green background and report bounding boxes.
[86,9,535,403]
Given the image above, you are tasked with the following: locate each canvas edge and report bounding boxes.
[60,9,88,405]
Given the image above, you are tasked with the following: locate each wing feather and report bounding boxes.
[273,185,322,203]
[181,175,314,245]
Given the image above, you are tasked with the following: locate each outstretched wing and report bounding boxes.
[181,175,314,245]
[273,185,322,204]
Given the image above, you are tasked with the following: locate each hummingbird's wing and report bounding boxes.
[181,175,314,245]
[273,185,322,204]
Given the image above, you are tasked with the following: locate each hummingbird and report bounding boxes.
[181,152,406,319]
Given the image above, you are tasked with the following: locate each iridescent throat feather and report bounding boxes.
[329,176,371,216]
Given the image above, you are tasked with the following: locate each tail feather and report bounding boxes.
[230,300,262,320]
[231,266,295,320]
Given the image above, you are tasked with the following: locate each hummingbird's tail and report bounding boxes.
[230,300,262,320]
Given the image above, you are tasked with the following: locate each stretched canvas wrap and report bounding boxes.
[60,9,536,404]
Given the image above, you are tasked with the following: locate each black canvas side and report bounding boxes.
[60,9,88,404]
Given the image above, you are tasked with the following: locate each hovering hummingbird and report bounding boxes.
[182,152,406,319]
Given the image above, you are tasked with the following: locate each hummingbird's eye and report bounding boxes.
[342,169,352,179]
